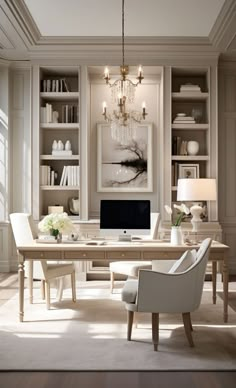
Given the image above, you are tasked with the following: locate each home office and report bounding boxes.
[0,0,236,386]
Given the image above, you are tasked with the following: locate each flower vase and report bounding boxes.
[171,226,183,245]
[50,229,62,243]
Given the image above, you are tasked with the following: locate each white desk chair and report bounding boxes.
[122,238,212,351]
[10,213,76,309]
[109,212,160,293]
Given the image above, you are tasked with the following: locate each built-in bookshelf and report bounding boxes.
[169,66,217,224]
[34,66,80,219]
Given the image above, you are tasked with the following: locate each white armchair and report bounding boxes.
[109,212,160,293]
[10,213,76,309]
[121,238,212,351]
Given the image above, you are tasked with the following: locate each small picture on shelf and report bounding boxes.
[178,163,199,179]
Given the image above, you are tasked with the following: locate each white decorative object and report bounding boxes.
[187,141,199,155]
[65,140,72,151]
[52,140,58,151]
[52,111,59,123]
[57,140,64,150]
[170,226,183,245]
[52,150,72,156]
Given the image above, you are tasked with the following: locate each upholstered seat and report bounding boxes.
[122,238,212,350]
[109,212,160,292]
[10,213,76,309]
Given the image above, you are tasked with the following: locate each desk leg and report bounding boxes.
[222,254,229,323]
[212,261,217,304]
[28,260,33,304]
[18,255,25,322]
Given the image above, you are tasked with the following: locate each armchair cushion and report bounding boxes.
[168,249,196,274]
[121,279,138,304]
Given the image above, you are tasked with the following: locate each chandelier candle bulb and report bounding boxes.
[102,101,107,114]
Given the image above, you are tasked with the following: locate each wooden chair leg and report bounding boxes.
[45,281,50,310]
[41,280,45,300]
[56,277,64,302]
[110,271,114,293]
[152,313,159,351]
[182,312,194,347]
[71,271,76,302]
[127,310,134,341]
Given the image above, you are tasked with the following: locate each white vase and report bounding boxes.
[187,141,199,156]
[52,140,58,151]
[171,226,183,245]
[57,140,64,150]
[65,140,71,151]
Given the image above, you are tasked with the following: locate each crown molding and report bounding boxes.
[209,0,236,51]
[0,57,10,67]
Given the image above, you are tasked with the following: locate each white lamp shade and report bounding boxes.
[177,179,217,201]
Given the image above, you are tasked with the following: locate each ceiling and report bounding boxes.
[23,0,224,37]
[0,0,235,61]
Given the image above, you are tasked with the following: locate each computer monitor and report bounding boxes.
[100,200,151,241]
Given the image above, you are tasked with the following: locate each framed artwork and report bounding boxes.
[97,122,153,192]
[178,163,200,179]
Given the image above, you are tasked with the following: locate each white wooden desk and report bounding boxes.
[17,240,229,323]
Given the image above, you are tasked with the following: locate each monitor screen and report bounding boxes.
[100,200,151,241]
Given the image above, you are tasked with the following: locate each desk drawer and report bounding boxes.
[107,251,141,260]
[143,251,180,260]
[26,251,62,260]
[65,251,105,260]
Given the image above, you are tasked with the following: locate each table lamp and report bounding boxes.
[177,178,217,232]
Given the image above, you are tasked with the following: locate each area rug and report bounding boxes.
[0,274,236,370]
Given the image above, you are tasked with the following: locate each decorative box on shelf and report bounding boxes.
[52,150,72,156]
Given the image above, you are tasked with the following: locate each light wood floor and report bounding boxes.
[0,371,236,388]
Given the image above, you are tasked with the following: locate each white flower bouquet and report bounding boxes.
[38,212,74,238]
[165,203,190,226]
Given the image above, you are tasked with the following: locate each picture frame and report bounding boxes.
[178,163,200,179]
[97,122,153,192]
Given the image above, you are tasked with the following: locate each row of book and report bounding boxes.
[60,165,80,186]
[40,166,57,186]
[41,78,70,93]
[172,162,181,186]
[62,104,78,123]
[172,136,188,155]
[40,104,78,124]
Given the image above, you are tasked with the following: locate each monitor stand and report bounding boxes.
[118,234,132,242]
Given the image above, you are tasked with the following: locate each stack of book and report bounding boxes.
[173,113,195,124]
[180,83,201,92]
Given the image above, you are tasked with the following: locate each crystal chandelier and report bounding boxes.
[102,0,147,145]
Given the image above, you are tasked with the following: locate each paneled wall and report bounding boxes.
[218,59,236,274]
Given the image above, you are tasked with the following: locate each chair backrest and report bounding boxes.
[136,238,212,313]
[140,212,160,240]
[10,213,46,278]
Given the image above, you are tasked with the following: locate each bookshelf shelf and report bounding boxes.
[41,186,80,191]
[172,92,209,101]
[40,92,79,101]
[172,124,209,130]
[40,123,79,129]
[172,155,209,161]
[40,155,79,160]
